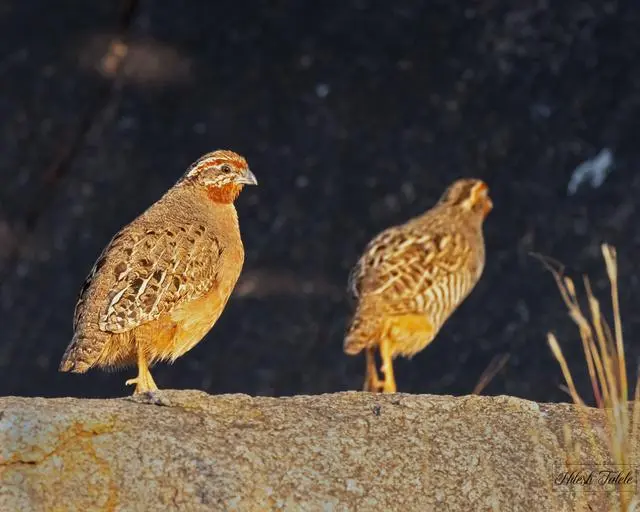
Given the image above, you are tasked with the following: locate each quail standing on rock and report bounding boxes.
[344,179,492,393]
[60,150,258,394]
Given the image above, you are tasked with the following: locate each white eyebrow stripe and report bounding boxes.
[186,156,221,177]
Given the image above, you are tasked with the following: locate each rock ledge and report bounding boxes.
[0,391,626,511]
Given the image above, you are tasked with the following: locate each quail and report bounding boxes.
[344,179,492,393]
[59,150,258,394]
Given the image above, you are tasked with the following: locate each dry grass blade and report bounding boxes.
[632,369,640,464]
[537,244,638,511]
[472,353,510,395]
[604,245,628,404]
[547,333,585,407]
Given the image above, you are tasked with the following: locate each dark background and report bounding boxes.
[1,0,638,402]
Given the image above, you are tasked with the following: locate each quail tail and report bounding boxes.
[344,307,383,355]
[59,333,104,373]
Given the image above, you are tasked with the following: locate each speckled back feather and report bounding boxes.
[74,223,223,334]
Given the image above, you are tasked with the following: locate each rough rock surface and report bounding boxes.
[0,391,628,511]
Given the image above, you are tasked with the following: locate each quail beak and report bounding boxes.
[235,169,258,186]
[471,182,492,217]
[483,196,493,217]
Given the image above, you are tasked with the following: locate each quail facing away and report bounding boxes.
[344,179,492,393]
[59,150,257,394]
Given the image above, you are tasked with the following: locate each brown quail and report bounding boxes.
[59,150,257,394]
[344,179,492,393]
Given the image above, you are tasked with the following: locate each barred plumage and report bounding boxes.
[344,178,492,393]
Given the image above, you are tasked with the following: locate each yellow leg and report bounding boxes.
[126,346,158,394]
[363,347,383,392]
[379,337,397,393]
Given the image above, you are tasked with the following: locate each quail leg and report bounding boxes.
[126,346,158,394]
[363,347,384,392]
[379,337,397,393]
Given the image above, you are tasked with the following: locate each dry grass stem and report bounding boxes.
[472,353,510,395]
[541,244,638,511]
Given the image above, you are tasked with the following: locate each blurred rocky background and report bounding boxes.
[1,0,638,400]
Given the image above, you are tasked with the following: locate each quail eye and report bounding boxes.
[220,164,232,173]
